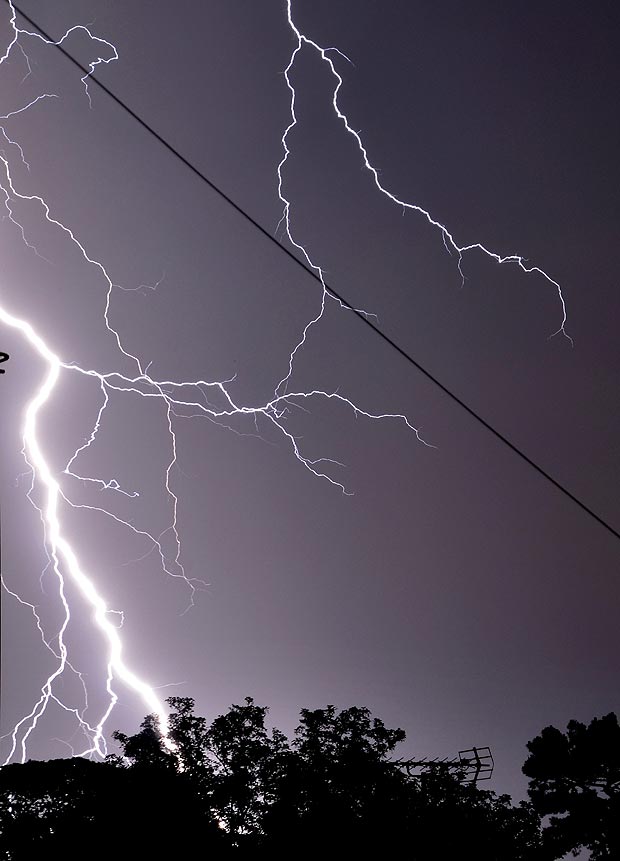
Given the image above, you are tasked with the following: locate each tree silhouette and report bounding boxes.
[523,712,620,859]
[207,697,291,842]
[109,696,541,857]
[0,748,227,859]
[0,758,114,854]
[260,704,411,851]
[1,696,545,858]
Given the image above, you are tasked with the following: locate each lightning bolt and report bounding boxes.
[0,304,178,760]
[278,0,571,372]
[0,3,429,763]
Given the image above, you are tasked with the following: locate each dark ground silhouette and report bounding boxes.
[1,699,617,859]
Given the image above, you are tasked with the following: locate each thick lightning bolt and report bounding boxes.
[0,3,428,763]
[0,305,175,760]
[277,0,571,383]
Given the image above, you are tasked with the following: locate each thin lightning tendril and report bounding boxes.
[0,2,429,763]
[279,0,571,373]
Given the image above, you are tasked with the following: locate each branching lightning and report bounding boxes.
[0,0,572,764]
[0,2,430,763]
[279,0,571,363]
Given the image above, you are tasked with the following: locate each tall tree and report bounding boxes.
[523,712,620,859]
[260,704,410,851]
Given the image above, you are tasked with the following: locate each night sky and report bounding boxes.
[1,0,619,802]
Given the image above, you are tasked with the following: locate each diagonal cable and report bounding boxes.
[6,0,620,544]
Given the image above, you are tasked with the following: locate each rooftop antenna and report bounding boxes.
[393,746,494,783]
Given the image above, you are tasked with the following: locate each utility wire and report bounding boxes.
[7,1,620,545]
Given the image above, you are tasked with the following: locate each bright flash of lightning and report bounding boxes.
[277,0,571,382]
[0,3,427,763]
[0,304,174,759]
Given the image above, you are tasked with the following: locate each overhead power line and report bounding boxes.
[7,0,620,545]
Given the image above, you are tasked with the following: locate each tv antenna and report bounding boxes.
[393,746,494,783]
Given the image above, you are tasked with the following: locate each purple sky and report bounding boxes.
[1,0,619,801]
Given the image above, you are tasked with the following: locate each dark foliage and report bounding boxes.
[523,712,620,859]
[0,753,227,859]
[1,696,545,859]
